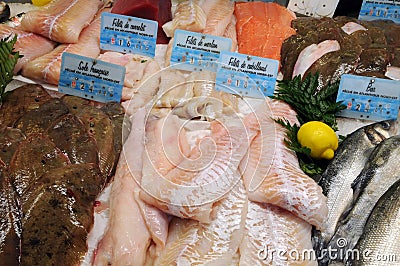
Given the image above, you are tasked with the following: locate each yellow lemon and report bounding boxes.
[297,121,338,160]
[32,0,52,6]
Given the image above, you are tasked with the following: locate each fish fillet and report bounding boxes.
[155,176,247,265]
[201,0,234,37]
[223,15,238,52]
[163,0,206,37]
[292,40,341,79]
[93,108,151,266]
[235,2,296,61]
[21,8,105,85]
[0,25,56,74]
[20,0,104,43]
[140,114,254,222]
[240,99,328,229]
[239,202,317,266]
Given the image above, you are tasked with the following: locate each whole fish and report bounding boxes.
[351,179,400,266]
[0,127,25,166]
[314,120,398,252]
[327,135,400,264]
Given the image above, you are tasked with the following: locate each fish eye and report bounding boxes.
[381,121,391,130]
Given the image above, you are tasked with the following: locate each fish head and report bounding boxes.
[365,120,398,145]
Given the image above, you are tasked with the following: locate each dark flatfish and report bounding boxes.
[0,84,52,127]
[8,133,70,197]
[47,114,99,165]
[21,164,102,265]
[0,175,21,266]
[62,95,115,179]
[14,98,69,136]
[0,127,25,167]
[101,102,131,174]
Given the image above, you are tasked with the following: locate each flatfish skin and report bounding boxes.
[0,84,52,127]
[62,95,116,178]
[46,114,99,165]
[0,127,26,166]
[21,163,102,265]
[8,133,70,197]
[14,98,70,136]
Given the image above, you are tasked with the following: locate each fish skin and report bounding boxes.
[351,179,400,266]
[14,98,70,136]
[8,133,70,197]
[0,127,25,166]
[62,95,116,179]
[46,114,99,166]
[0,84,52,127]
[314,120,398,252]
[326,135,400,264]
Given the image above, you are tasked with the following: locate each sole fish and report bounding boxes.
[0,25,56,74]
[239,202,317,266]
[327,135,400,264]
[20,0,105,43]
[0,84,51,127]
[352,179,400,265]
[154,175,247,265]
[0,127,25,166]
[240,99,328,229]
[314,120,398,253]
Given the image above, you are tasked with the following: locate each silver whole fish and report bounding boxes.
[350,179,400,266]
[314,120,398,252]
[327,134,400,264]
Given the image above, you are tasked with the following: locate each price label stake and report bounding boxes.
[58,52,125,103]
[337,74,400,121]
[100,12,157,58]
[359,0,400,23]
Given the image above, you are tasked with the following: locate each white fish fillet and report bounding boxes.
[239,202,317,266]
[341,22,367,35]
[21,9,104,85]
[0,25,56,74]
[292,40,340,79]
[163,0,206,37]
[20,0,105,43]
[140,114,254,222]
[223,15,238,52]
[239,99,328,229]
[156,69,193,108]
[385,65,400,80]
[155,175,247,265]
[201,0,235,37]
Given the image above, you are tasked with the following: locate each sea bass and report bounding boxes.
[351,179,400,266]
[314,120,398,252]
[327,135,400,264]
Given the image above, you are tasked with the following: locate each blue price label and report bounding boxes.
[337,74,400,121]
[215,51,279,98]
[359,0,400,23]
[100,12,157,58]
[58,52,125,103]
[170,29,232,72]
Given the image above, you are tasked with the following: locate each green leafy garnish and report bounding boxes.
[0,34,21,102]
[270,73,346,131]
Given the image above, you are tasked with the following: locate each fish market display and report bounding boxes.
[326,135,400,264]
[21,8,104,85]
[314,120,398,252]
[20,0,105,43]
[235,2,296,62]
[352,180,400,265]
[281,17,400,89]
[240,202,316,266]
[0,25,56,74]
[0,84,125,264]
[111,0,172,44]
